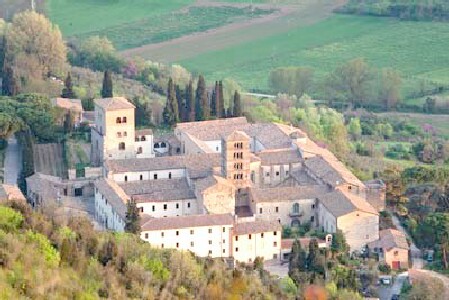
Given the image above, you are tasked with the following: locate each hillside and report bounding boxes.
[337,0,449,21]
[0,200,289,299]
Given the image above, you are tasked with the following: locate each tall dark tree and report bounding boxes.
[175,84,185,122]
[2,66,18,96]
[61,72,75,98]
[288,239,308,285]
[218,80,225,118]
[195,75,209,121]
[210,81,218,117]
[0,35,6,75]
[124,199,141,234]
[233,90,242,117]
[186,81,195,122]
[163,77,179,126]
[101,70,113,98]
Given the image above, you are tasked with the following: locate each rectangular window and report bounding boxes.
[163,204,167,210]
[144,233,148,239]
[152,205,155,212]
[310,216,315,222]
[187,202,191,208]
[191,242,194,247]
[222,227,226,233]
[235,247,239,252]
[161,243,164,249]
[122,116,127,123]
[273,254,278,259]
[208,228,212,234]
[273,231,277,236]
[208,250,212,255]
[139,207,143,213]
[273,242,277,247]
[176,231,179,236]
[259,208,263,214]
[266,172,270,177]
[176,243,179,248]
[223,249,226,254]
[312,204,315,209]
[209,240,212,245]
[176,203,179,209]
[261,233,264,238]
[190,230,194,235]
[124,131,127,137]
[248,234,252,240]
[276,171,280,176]
[275,207,279,213]
[223,239,226,244]
[365,235,369,239]
[235,236,238,241]
[161,232,164,237]
[154,174,158,180]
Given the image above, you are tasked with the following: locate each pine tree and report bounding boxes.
[210,81,218,117]
[101,70,113,98]
[2,66,18,96]
[61,72,75,98]
[124,199,141,234]
[186,81,195,122]
[218,80,225,118]
[195,75,209,121]
[288,239,308,285]
[233,90,242,117]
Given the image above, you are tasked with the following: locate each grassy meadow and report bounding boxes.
[179,14,449,100]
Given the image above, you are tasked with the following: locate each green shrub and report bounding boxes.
[0,207,23,232]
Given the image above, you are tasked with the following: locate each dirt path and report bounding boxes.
[120,0,345,62]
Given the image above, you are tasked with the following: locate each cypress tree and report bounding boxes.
[195,75,209,121]
[233,90,242,117]
[210,81,218,117]
[124,199,141,234]
[186,81,195,122]
[101,70,113,98]
[175,84,184,122]
[164,77,178,126]
[61,72,75,98]
[218,80,225,118]
[2,66,18,96]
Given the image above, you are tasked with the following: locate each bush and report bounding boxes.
[0,207,23,232]
[378,263,391,274]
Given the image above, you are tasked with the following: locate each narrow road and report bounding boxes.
[4,136,22,185]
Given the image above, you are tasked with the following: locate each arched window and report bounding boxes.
[119,142,125,150]
[154,143,160,149]
[292,203,300,214]
[116,117,121,124]
[161,142,167,148]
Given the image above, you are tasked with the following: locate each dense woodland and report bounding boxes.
[338,0,449,21]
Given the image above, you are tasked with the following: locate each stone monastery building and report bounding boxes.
[92,97,384,263]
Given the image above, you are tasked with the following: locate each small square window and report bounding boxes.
[273,231,277,236]
[276,171,280,176]
[208,250,212,255]
[273,254,278,259]
[190,230,194,235]
[273,242,277,247]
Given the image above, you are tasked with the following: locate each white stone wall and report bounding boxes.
[232,230,281,263]
[254,199,316,226]
[141,224,233,258]
[135,134,154,158]
[94,188,125,232]
[317,202,337,233]
[204,140,221,153]
[137,199,198,218]
[112,169,186,182]
[337,211,379,252]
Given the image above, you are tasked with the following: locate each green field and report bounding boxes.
[179,14,449,98]
[46,0,193,36]
[75,6,275,50]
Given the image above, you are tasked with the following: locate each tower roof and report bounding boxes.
[223,130,250,142]
[94,97,135,111]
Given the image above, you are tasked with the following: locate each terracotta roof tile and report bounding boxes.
[250,186,328,203]
[234,220,281,235]
[141,213,234,231]
[51,98,82,112]
[368,229,409,250]
[256,149,302,165]
[95,178,129,218]
[318,190,377,217]
[94,97,135,111]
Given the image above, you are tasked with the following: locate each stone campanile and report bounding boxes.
[221,131,251,189]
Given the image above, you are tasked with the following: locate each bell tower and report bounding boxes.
[221,131,251,188]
